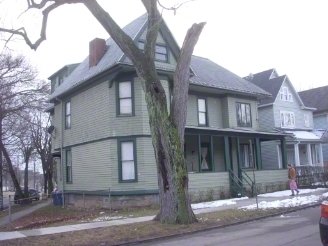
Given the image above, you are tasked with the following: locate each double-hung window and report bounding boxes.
[280,111,295,128]
[198,98,207,126]
[304,114,310,127]
[66,150,72,183]
[236,102,252,127]
[240,144,255,168]
[65,101,71,129]
[138,41,168,62]
[280,87,293,102]
[118,81,133,115]
[119,140,137,182]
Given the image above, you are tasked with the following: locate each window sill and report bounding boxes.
[117,114,134,117]
[119,180,138,183]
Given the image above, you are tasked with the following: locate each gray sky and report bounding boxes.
[2,0,328,91]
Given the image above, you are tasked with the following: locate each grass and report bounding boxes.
[0,207,289,246]
[0,204,160,231]
[0,200,48,219]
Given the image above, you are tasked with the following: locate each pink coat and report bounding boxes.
[290,180,298,190]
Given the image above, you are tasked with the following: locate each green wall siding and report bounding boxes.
[258,105,275,131]
[110,137,158,191]
[226,97,259,130]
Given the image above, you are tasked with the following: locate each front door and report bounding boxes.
[201,143,211,171]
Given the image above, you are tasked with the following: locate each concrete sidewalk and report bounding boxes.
[0,189,327,241]
[0,201,51,227]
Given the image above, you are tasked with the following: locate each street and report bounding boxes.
[142,207,322,246]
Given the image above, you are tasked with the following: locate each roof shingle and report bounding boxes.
[299,85,328,112]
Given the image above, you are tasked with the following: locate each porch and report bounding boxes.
[185,126,288,197]
[286,142,324,166]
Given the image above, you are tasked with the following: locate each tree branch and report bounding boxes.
[172,21,206,139]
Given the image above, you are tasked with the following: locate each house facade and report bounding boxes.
[247,69,327,169]
[47,14,289,209]
[299,86,328,165]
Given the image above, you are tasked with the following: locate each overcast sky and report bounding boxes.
[1,0,328,91]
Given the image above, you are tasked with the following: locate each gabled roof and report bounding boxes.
[190,56,270,96]
[250,71,286,106]
[298,85,328,113]
[49,14,271,101]
[49,14,148,101]
[48,63,80,80]
[248,69,315,109]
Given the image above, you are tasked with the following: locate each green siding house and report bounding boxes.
[47,14,289,209]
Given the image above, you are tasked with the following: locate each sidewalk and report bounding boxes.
[0,201,51,228]
[0,189,327,241]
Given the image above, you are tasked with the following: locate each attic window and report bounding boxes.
[280,87,292,102]
[138,41,168,62]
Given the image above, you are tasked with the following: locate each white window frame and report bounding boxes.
[280,111,295,128]
[118,81,132,115]
[304,114,310,127]
[280,87,293,102]
[198,98,207,126]
[119,140,137,182]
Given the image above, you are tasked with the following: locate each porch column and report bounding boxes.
[210,135,214,171]
[306,144,312,166]
[276,144,282,169]
[224,136,231,171]
[236,137,241,179]
[280,138,287,169]
[294,143,300,166]
[198,135,201,172]
[319,143,324,165]
[255,138,262,170]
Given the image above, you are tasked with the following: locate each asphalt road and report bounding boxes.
[141,207,323,246]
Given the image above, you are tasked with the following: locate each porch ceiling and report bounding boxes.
[185,126,287,140]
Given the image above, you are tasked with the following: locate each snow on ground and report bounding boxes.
[191,197,248,210]
[240,195,322,210]
[92,216,127,222]
[191,188,328,210]
[258,188,327,197]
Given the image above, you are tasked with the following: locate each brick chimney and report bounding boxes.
[89,38,106,68]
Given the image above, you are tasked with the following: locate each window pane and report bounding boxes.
[67,151,72,166]
[198,99,206,112]
[121,142,134,161]
[120,98,132,114]
[156,45,167,54]
[155,53,167,61]
[67,167,72,182]
[122,161,135,180]
[119,82,131,98]
[199,112,206,125]
[245,104,251,124]
[281,112,285,126]
[138,42,145,50]
[241,104,246,124]
[66,115,71,128]
[66,102,70,115]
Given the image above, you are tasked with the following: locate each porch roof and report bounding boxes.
[284,130,328,142]
[185,126,288,140]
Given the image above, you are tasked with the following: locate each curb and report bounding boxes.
[111,201,323,246]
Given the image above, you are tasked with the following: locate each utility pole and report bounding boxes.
[33,161,36,189]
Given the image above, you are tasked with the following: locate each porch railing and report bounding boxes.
[240,169,255,197]
[228,169,244,197]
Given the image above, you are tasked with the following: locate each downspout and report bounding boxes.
[55,97,65,208]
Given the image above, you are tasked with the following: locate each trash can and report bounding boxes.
[52,191,63,206]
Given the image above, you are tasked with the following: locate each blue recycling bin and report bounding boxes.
[52,191,63,206]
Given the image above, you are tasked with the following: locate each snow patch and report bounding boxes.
[93,216,126,222]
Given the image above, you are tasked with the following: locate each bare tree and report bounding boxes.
[0,0,205,224]
[0,51,48,200]
[31,113,53,195]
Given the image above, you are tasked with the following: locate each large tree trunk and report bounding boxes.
[0,141,23,198]
[43,173,48,193]
[141,67,196,223]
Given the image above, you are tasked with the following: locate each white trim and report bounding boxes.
[277,144,282,169]
[306,144,312,166]
[280,111,295,128]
